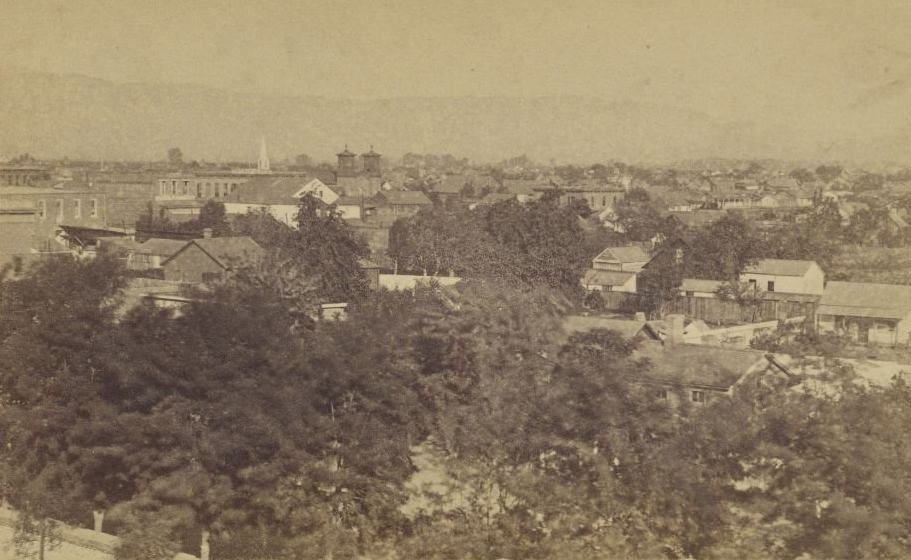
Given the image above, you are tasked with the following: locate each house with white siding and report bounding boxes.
[223,176,338,227]
[739,259,825,295]
[816,282,911,346]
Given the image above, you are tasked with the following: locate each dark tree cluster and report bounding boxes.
[3,255,911,559]
[388,196,603,291]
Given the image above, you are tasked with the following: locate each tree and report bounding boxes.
[815,164,843,183]
[687,214,762,280]
[167,147,184,167]
[583,289,605,311]
[0,254,129,552]
[614,188,664,242]
[294,153,311,168]
[715,280,764,322]
[233,199,369,302]
[197,201,229,236]
[789,168,815,184]
[854,172,885,191]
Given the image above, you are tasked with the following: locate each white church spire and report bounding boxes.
[257,136,271,173]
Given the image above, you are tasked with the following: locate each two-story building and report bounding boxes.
[0,185,107,252]
[223,176,339,227]
[580,245,650,293]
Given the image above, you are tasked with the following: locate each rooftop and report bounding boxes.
[594,245,650,264]
[377,190,433,206]
[818,281,911,320]
[136,238,188,257]
[681,278,723,293]
[227,176,330,206]
[563,315,656,340]
[185,236,264,269]
[634,341,781,390]
[743,258,817,277]
[581,269,636,286]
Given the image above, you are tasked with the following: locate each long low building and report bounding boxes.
[816,281,911,345]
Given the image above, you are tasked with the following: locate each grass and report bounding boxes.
[828,245,911,285]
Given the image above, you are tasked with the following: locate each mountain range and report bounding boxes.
[0,67,908,166]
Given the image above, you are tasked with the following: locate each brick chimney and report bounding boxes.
[202,227,213,239]
[666,314,685,347]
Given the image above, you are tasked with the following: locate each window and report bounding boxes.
[767,281,775,292]
[748,279,757,288]
[655,388,668,400]
[90,199,98,218]
[37,200,46,220]
[691,390,705,404]
[685,290,695,297]
[202,272,222,283]
[674,248,684,264]
[12,256,23,275]
[55,199,63,222]
[73,198,81,219]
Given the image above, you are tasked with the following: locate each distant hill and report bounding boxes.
[0,67,908,165]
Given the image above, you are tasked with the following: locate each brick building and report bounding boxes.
[161,235,263,284]
[0,186,106,251]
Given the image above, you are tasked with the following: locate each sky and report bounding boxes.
[1,0,910,161]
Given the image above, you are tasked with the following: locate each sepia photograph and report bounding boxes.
[1,0,911,558]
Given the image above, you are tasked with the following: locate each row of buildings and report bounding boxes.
[0,146,435,271]
[582,247,911,347]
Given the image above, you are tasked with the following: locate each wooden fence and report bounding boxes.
[601,292,816,325]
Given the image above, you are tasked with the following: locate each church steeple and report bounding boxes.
[257,136,271,173]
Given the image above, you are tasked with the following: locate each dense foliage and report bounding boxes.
[2,251,911,559]
[387,196,608,290]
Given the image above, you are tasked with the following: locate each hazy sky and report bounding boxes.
[2,0,910,161]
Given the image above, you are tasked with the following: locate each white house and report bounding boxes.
[223,176,339,227]
[817,281,911,346]
[581,269,637,293]
[738,259,825,295]
[591,246,650,273]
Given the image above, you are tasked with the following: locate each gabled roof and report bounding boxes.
[563,315,659,340]
[581,269,636,287]
[377,190,432,206]
[227,176,331,206]
[136,238,188,257]
[634,342,786,390]
[163,236,263,270]
[742,259,817,277]
[818,281,911,320]
[681,278,723,293]
[594,246,650,264]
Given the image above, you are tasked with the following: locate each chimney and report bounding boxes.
[666,314,685,347]
[202,227,213,239]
